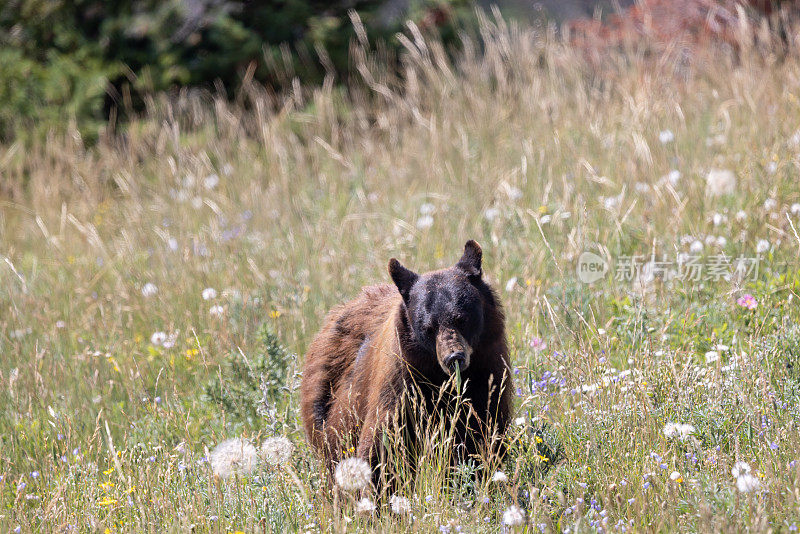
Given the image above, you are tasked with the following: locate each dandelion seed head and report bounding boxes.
[204,174,220,190]
[260,436,294,466]
[390,494,412,515]
[202,287,218,300]
[334,457,372,492]
[355,497,376,514]
[141,283,158,297]
[484,207,500,221]
[209,305,225,317]
[419,202,435,215]
[736,473,761,493]
[505,277,518,292]
[491,470,508,483]
[667,170,681,185]
[150,331,167,346]
[208,438,257,479]
[705,169,736,197]
[663,422,680,438]
[416,215,434,229]
[502,505,526,527]
[732,461,751,478]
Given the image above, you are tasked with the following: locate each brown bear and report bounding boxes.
[300,240,513,489]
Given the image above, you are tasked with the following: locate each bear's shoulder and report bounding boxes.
[358,283,398,303]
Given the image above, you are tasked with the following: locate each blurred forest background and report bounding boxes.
[0,0,796,143]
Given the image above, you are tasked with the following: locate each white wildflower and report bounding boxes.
[491,470,508,483]
[670,471,682,482]
[690,240,704,254]
[791,203,800,216]
[260,436,294,466]
[705,169,736,197]
[665,169,681,185]
[767,161,778,174]
[484,207,500,221]
[355,497,376,514]
[416,215,434,230]
[712,213,726,226]
[705,351,720,363]
[141,283,158,297]
[209,438,257,479]
[209,305,225,317]
[736,473,761,493]
[150,331,167,346]
[663,422,680,438]
[202,287,218,300]
[716,236,727,247]
[334,458,372,492]
[502,505,526,527]
[756,239,770,254]
[732,461,751,478]
[659,129,675,144]
[389,494,412,515]
[678,424,695,439]
[505,277,517,292]
[204,174,220,190]
[664,422,695,440]
[602,193,623,210]
[419,202,435,215]
[735,210,747,222]
[764,198,778,211]
[162,331,178,349]
[505,186,523,201]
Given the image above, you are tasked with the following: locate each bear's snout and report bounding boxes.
[444,351,467,372]
[436,327,472,374]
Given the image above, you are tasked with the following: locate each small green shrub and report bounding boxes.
[204,324,293,427]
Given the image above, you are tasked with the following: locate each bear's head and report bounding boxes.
[388,240,492,375]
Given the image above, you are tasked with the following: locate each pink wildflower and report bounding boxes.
[737,294,758,310]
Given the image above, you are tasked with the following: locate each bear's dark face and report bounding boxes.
[388,240,486,375]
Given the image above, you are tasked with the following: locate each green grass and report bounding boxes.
[3,14,800,532]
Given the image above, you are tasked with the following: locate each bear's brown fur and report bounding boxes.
[300,240,512,488]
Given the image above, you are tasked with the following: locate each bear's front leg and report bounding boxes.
[355,383,405,492]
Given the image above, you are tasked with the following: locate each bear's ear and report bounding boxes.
[456,239,482,278]
[388,258,418,302]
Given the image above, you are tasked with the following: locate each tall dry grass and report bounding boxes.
[2,9,800,532]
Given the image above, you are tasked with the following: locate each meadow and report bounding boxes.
[2,11,800,533]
